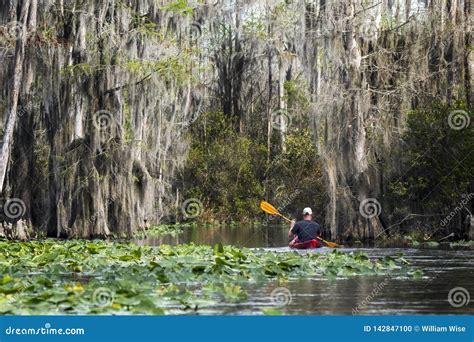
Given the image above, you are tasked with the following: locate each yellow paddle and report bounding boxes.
[260,200,339,248]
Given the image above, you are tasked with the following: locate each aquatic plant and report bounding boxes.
[134,225,186,238]
[0,239,418,315]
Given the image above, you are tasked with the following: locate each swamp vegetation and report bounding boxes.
[0,239,418,314]
[0,0,472,316]
[0,0,472,240]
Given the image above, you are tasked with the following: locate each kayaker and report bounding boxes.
[288,207,323,248]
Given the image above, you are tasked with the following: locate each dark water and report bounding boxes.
[138,224,291,248]
[137,225,474,315]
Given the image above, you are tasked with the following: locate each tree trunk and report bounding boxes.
[0,0,31,193]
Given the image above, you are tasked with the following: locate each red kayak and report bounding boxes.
[289,237,323,249]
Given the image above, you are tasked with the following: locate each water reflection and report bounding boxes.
[138,225,291,248]
[224,249,473,315]
[136,225,473,315]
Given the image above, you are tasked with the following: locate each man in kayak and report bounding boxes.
[288,207,323,248]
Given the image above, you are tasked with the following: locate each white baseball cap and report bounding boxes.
[302,207,312,215]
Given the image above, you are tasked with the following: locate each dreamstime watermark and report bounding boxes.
[185,21,202,43]
[271,110,292,131]
[352,277,390,315]
[17,102,39,117]
[440,193,473,227]
[92,287,115,307]
[359,198,382,219]
[270,287,292,307]
[181,100,204,129]
[92,110,116,131]
[263,190,301,225]
[2,198,26,220]
[181,198,204,219]
[5,323,85,336]
[448,110,470,130]
[76,286,115,307]
[447,287,470,308]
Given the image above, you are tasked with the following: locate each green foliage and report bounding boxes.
[389,102,473,205]
[134,224,185,238]
[0,239,415,314]
[64,56,194,86]
[160,0,195,15]
[63,63,98,77]
[132,14,160,37]
[261,308,284,315]
[183,111,266,222]
[283,80,309,111]
[375,232,474,249]
[183,110,326,223]
[449,240,474,248]
[243,19,268,39]
[124,57,193,84]
[266,129,326,221]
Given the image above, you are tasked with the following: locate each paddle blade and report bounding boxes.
[316,237,340,248]
[260,201,279,215]
[324,241,339,248]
